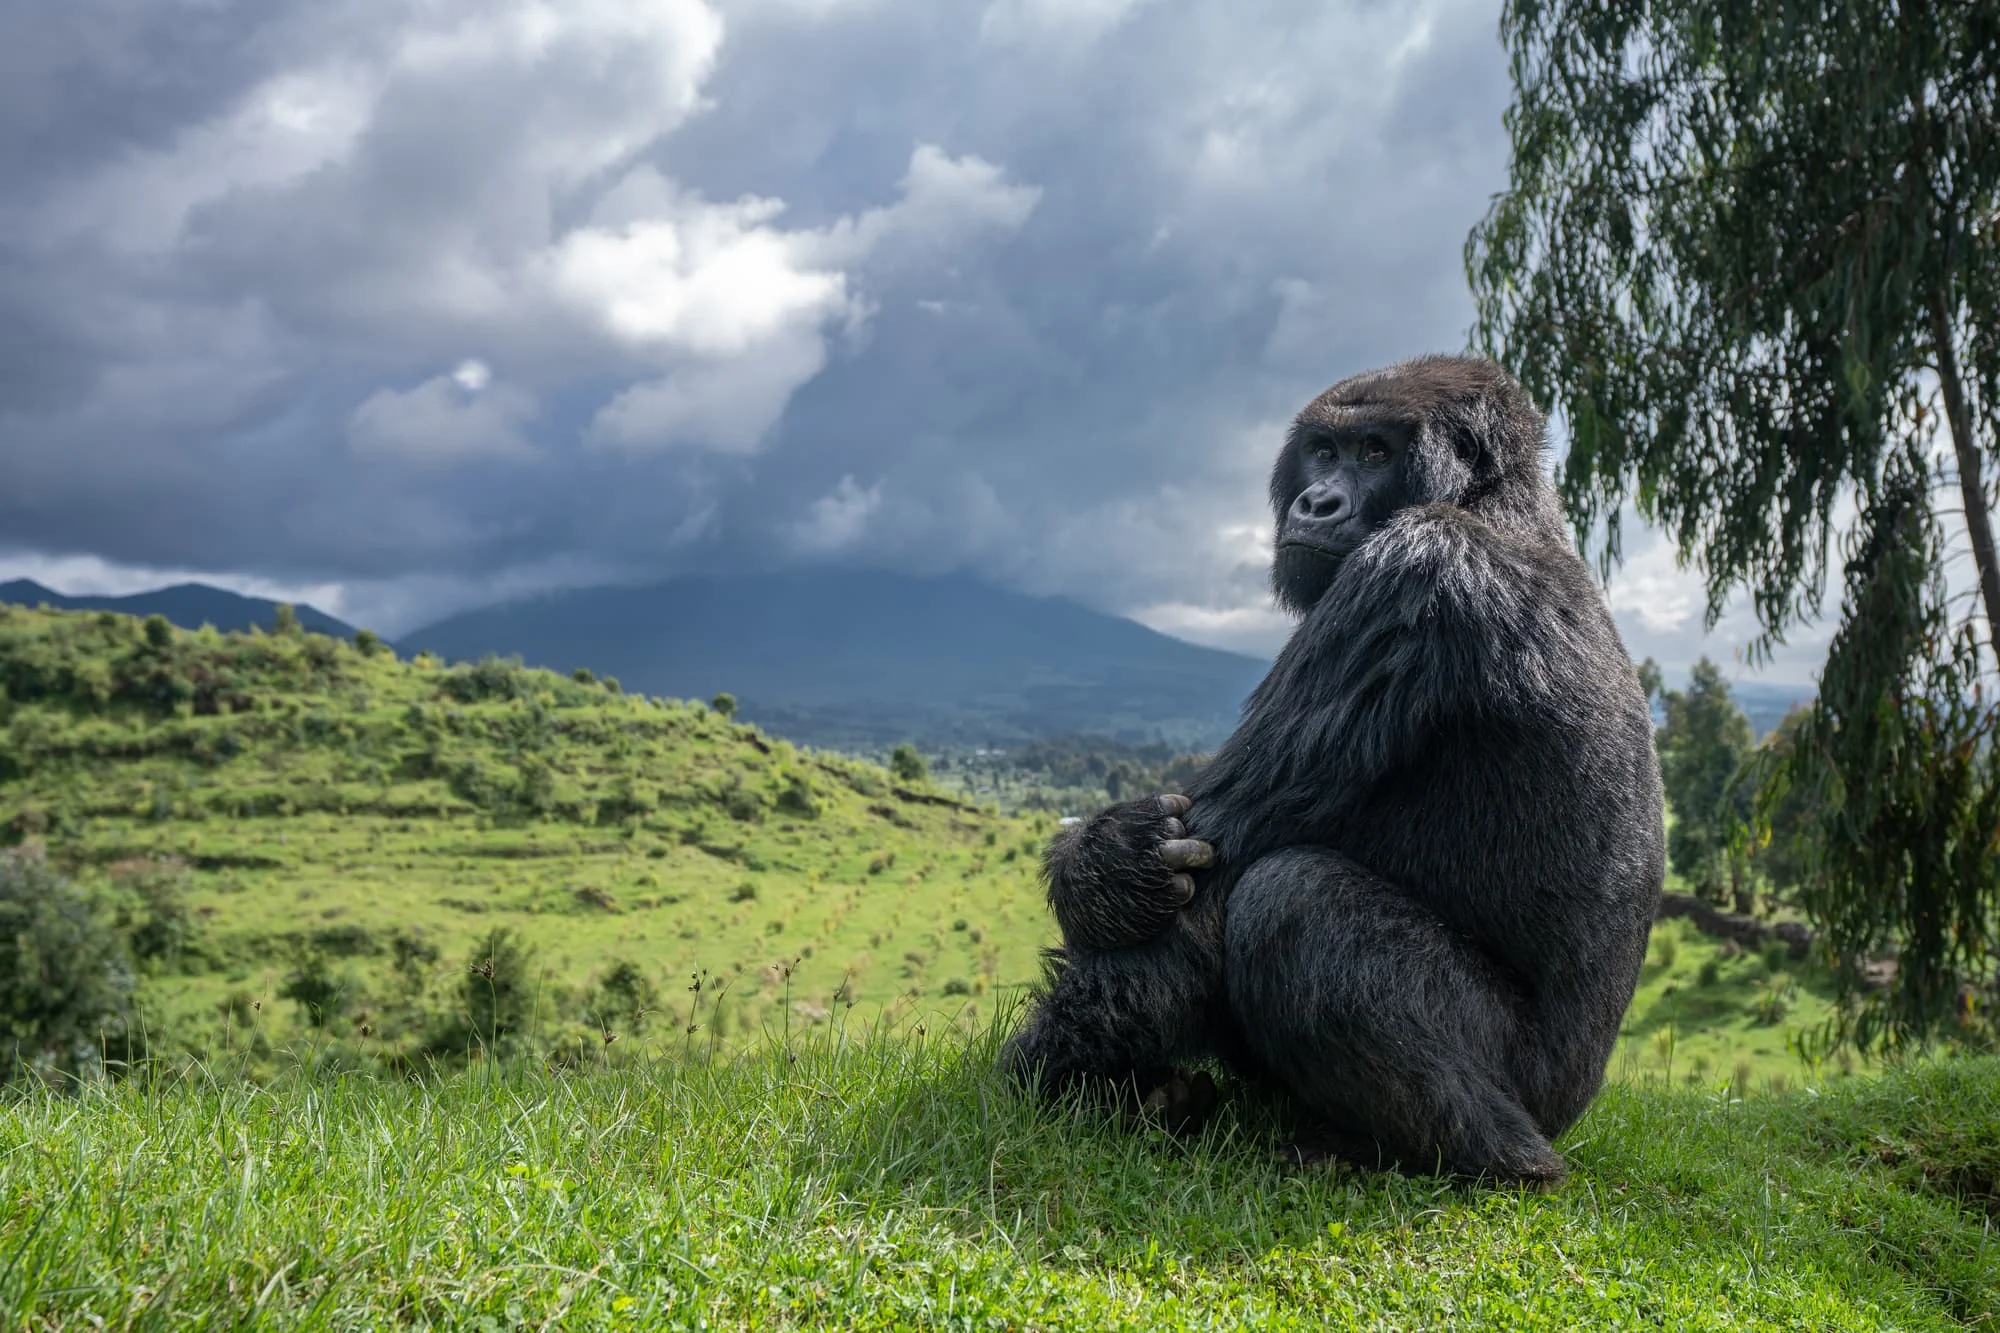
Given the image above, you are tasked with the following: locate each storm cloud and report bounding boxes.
[0,0,1812,683]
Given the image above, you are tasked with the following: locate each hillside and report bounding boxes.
[0,604,1053,1064]
[1,1038,1994,1328]
[399,570,1271,750]
[0,578,356,638]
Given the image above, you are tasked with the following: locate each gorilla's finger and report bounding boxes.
[1156,794,1192,818]
[1168,873,1196,903]
[1159,839,1215,869]
[1161,817,1187,839]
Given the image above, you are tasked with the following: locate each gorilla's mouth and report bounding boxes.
[1276,535,1350,559]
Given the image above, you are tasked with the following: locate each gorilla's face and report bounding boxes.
[1270,414,1416,613]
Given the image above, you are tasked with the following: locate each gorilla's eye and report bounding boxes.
[1360,437,1391,463]
[1312,445,1334,463]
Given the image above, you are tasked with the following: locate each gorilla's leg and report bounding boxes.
[1224,848,1565,1182]
[1003,905,1223,1131]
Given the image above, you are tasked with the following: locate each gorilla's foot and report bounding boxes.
[1131,1068,1218,1137]
[1488,1143,1567,1189]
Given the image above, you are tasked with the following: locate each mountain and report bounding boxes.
[0,579,357,639]
[1732,680,1816,739]
[401,571,1272,750]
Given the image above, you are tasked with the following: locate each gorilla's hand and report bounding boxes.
[1045,793,1215,954]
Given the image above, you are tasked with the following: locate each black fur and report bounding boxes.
[1004,355,1664,1182]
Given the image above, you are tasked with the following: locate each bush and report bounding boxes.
[457,928,539,1055]
[889,743,927,784]
[710,692,737,720]
[590,960,659,1038]
[775,773,820,819]
[440,655,528,704]
[279,948,352,1028]
[108,857,198,969]
[0,849,139,1082]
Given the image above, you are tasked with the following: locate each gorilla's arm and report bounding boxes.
[1045,794,1214,954]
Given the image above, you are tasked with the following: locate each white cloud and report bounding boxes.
[816,144,1044,271]
[589,326,830,454]
[545,188,850,355]
[349,368,537,465]
[1604,529,1701,633]
[793,475,884,553]
[980,0,1155,50]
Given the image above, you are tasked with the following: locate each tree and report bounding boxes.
[1740,706,1818,900]
[1470,0,2000,1050]
[0,849,138,1082]
[709,692,737,720]
[1656,659,1755,912]
[272,603,300,635]
[889,743,927,785]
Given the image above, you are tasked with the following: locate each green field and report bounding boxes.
[0,605,1865,1086]
[0,1026,1994,1329]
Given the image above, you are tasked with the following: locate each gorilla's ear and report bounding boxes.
[1423,375,1544,504]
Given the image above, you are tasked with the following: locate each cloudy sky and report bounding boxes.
[0,0,1833,685]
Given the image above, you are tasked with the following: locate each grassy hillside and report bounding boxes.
[1,605,1862,1086]
[1,1029,1994,1329]
[0,604,1054,1066]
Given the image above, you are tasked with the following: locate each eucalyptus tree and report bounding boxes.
[1468,0,2000,1049]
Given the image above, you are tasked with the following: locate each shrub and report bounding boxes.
[0,850,139,1082]
[279,949,352,1028]
[457,928,539,1055]
[440,655,528,704]
[710,692,737,720]
[144,614,174,650]
[889,743,927,784]
[775,773,820,819]
[108,857,197,968]
[591,960,658,1038]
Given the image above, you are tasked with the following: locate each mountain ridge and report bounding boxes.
[0,579,356,639]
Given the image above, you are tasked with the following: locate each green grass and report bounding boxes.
[2,1024,1995,1329]
[1610,916,1868,1092]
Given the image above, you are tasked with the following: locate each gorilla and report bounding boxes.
[1004,355,1664,1183]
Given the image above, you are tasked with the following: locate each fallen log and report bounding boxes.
[1654,891,1815,960]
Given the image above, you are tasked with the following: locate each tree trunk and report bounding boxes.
[1729,858,1753,917]
[1930,290,2000,664]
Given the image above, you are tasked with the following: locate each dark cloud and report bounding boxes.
[1,0,1533,648]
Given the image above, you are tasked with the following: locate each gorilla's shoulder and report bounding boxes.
[1342,504,1598,627]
